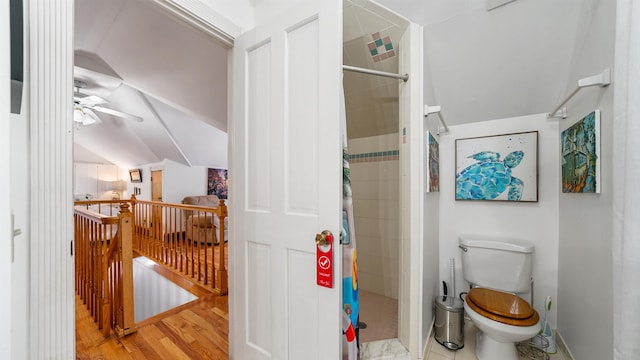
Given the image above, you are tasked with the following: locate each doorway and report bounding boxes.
[343,0,412,353]
[151,169,163,202]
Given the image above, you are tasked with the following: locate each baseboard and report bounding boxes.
[422,318,435,359]
[555,330,576,360]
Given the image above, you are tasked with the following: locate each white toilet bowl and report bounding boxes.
[458,235,542,360]
[464,300,540,360]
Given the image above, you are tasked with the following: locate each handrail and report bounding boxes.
[130,196,228,295]
[74,195,229,339]
[74,200,136,337]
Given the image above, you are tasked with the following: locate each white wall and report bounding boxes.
[439,114,560,326]
[556,1,615,359]
[422,191,439,339]
[131,159,211,204]
[1,3,12,357]
[422,25,442,346]
[348,134,400,299]
[5,3,29,358]
[74,163,123,200]
[162,159,210,204]
[10,109,29,360]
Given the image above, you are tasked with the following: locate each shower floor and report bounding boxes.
[358,289,398,343]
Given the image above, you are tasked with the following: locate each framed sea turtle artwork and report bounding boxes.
[455,131,538,202]
[561,110,600,193]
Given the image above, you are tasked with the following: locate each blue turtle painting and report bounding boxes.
[455,150,525,200]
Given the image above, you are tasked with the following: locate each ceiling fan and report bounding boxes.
[73,80,143,126]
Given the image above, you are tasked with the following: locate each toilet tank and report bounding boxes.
[458,235,534,293]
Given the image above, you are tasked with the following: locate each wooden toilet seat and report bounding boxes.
[466,287,539,327]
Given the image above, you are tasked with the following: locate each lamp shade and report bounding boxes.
[105,180,125,191]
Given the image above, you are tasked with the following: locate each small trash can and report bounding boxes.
[434,295,464,350]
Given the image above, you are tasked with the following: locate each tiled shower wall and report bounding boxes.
[348,133,400,299]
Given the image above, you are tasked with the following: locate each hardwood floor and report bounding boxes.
[76,260,229,359]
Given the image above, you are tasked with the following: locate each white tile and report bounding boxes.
[353,216,377,237]
[353,198,381,219]
[382,219,399,239]
[357,253,384,277]
[454,345,477,360]
[381,198,400,220]
[430,341,457,359]
[380,178,400,199]
[360,339,410,360]
[428,352,452,360]
[379,161,400,180]
[426,321,572,360]
[349,134,399,154]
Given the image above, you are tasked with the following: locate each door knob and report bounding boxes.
[315,230,332,247]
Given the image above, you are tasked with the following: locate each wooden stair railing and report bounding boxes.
[130,195,228,295]
[74,200,136,337]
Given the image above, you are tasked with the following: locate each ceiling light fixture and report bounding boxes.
[73,106,96,125]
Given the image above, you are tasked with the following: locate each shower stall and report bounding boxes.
[342,1,407,344]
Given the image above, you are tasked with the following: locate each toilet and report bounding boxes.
[458,235,541,360]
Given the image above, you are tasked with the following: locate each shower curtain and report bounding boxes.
[613,1,640,358]
[341,78,359,360]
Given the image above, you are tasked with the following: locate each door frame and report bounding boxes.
[37,0,426,358]
[398,22,426,357]
[1,4,13,356]
[30,1,237,357]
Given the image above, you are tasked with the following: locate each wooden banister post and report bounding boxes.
[216,200,228,295]
[129,195,139,248]
[116,203,136,336]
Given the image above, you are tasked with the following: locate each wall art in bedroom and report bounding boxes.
[207,168,228,199]
[561,110,600,193]
[129,168,142,183]
[426,131,440,192]
[455,131,538,202]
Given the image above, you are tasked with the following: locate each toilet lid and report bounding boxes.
[466,288,539,327]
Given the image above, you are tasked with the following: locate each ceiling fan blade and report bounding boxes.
[82,108,102,125]
[93,106,143,122]
[76,94,108,107]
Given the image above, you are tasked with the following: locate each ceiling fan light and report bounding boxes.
[73,108,86,123]
[82,116,96,125]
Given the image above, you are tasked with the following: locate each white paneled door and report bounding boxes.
[230,1,343,359]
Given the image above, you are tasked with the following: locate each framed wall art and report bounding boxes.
[129,168,142,183]
[561,110,600,193]
[207,168,228,199]
[426,131,440,192]
[455,131,538,202]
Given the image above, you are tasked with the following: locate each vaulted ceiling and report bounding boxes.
[377,0,594,127]
[74,0,598,167]
[74,0,229,170]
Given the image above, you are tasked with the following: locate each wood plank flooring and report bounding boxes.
[76,293,228,359]
[76,259,229,359]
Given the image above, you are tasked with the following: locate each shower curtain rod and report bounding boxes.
[343,65,409,82]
